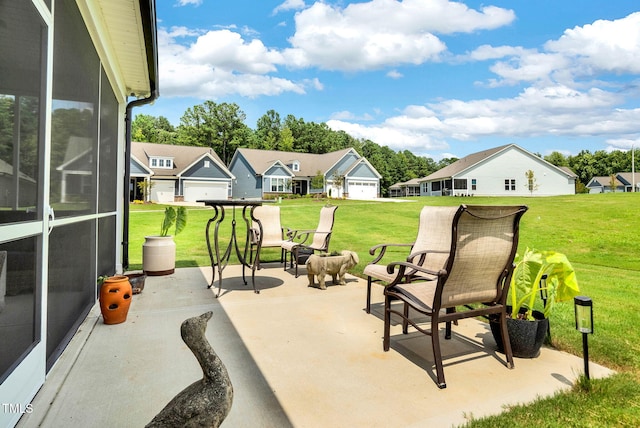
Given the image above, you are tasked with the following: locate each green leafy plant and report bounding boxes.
[160,206,188,237]
[509,247,580,320]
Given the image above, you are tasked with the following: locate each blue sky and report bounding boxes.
[136,0,640,160]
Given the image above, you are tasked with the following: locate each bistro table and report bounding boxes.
[198,199,271,297]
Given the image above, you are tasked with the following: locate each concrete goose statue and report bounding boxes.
[146,311,233,428]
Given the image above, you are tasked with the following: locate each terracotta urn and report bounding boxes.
[99,275,133,325]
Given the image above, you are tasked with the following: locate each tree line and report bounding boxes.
[132,100,639,195]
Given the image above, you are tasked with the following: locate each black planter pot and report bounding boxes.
[490,307,549,358]
[126,272,147,294]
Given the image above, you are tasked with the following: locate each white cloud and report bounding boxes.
[329,111,374,121]
[284,0,514,71]
[321,12,639,153]
[605,137,640,151]
[155,3,640,156]
[466,45,528,61]
[327,119,449,152]
[545,12,640,74]
[157,28,309,99]
[166,26,202,38]
[175,0,202,6]
[187,30,282,74]
[490,53,568,85]
[157,1,516,98]
[273,0,306,15]
[472,12,640,87]
[326,81,640,154]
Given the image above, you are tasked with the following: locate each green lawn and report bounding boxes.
[129,194,640,426]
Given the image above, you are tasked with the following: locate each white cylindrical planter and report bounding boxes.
[142,236,176,276]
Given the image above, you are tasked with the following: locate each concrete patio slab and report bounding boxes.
[17,264,613,427]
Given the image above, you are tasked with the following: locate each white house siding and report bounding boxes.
[425,146,575,197]
[464,149,573,196]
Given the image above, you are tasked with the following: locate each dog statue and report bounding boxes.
[306,250,359,290]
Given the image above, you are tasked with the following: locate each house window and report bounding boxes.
[454,179,467,190]
[270,177,287,192]
[150,157,173,169]
[432,181,441,191]
[505,179,516,191]
[292,162,300,172]
[471,179,477,191]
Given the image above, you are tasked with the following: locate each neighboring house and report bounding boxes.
[0,159,37,208]
[617,172,640,192]
[419,144,577,197]
[55,136,93,203]
[586,172,640,193]
[389,178,421,197]
[131,142,234,203]
[0,1,158,424]
[228,148,382,200]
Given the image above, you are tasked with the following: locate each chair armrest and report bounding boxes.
[406,248,449,263]
[386,261,444,286]
[286,229,315,245]
[285,228,295,239]
[295,231,332,252]
[368,243,413,264]
[404,249,449,277]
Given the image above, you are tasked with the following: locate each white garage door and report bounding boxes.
[348,180,377,199]
[150,180,175,203]
[183,181,228,202]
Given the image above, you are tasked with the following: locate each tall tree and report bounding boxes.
[568,150,599,185]
[437,157,458,169]
[255,110,282,150]
[178,101,249,164]
[132,114,176,144]
[279,127,294,152]
[544,151,568,167]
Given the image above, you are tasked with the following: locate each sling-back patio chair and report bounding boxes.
[363,205,459,314]
[382,204,528,389]
[281,205,338,277]
[249,205,290,268]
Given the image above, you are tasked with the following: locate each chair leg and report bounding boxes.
[499,313,515,369]
[445,307,455,340]
[366,277,372,314]
[283,250,288,271]
[383,296,391,351]
[402,303,409,334]
[431,317,446,389]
